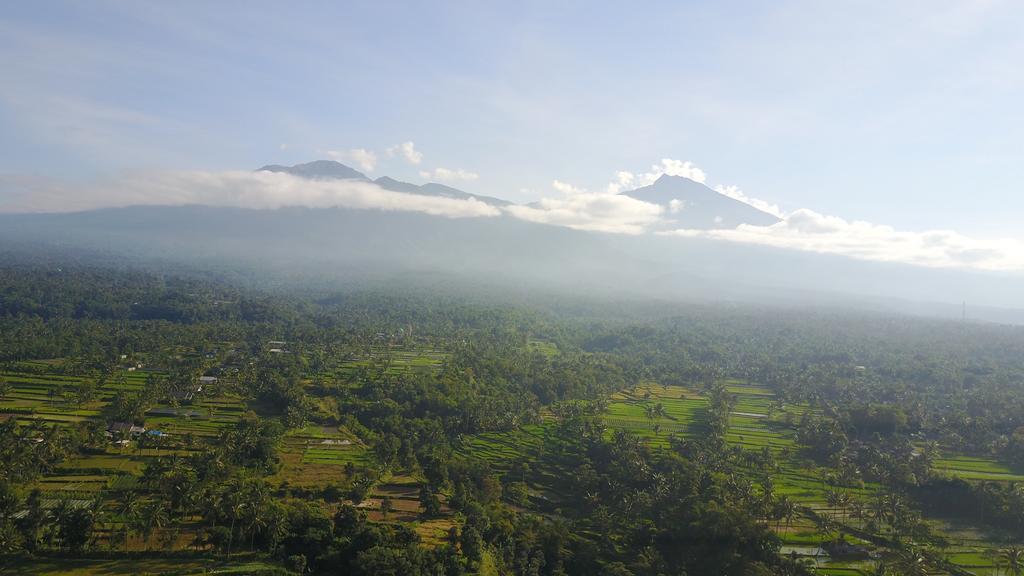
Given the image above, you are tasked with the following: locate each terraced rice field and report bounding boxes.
[603,383,707,444]
[934,454,1024,482]
[455,377,1023,574]
[336,344,449,378]
[0,360,247,515]
[1,365,149,426]
[608,382,1024,575]
[457,424,547,472]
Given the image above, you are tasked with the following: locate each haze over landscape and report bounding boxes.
[3,2,1024,320]
[3,3,1024,576]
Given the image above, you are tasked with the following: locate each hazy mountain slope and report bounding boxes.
[374,177,511,206]
[1,204,1023,323]
[0,206,674,297]
[625,174,780,229]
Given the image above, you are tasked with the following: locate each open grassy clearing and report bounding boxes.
[526,338,559,357]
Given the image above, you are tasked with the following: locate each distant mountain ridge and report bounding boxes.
[258,160,510,206]
[623,174,780,230]
[257,160,781,219]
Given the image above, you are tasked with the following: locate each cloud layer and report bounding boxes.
[712,184,784,218]
[664,209,1024,272]
[505,180,665,234]
[419,167,479,182]
[2,158,1022,273]
[515,158,1024,272]
[0,170,500,218]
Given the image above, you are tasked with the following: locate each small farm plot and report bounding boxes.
[273,424,370,488]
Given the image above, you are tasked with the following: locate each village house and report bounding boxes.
[107,421,146,436]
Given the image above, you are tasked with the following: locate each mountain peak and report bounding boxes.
[652,173,705,187]
[624,175,779,230]
[258,160,368,181]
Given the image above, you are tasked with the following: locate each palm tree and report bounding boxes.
[226,497,246,555]
[1002,546,1024,576]
[870,559,892,576]
[825,489,851,522]
[839,491,853,523]
[264,507,288,554]
[814,514,836,545]
[985,548,1003,576]
[49,498,73,550]
[116,492,140,554]
[87,497,104,550]
[871,494,891,537]
[141,501,169,551]
[776,496,796,534]
[760,477,776,522]
[644,405,656,429]
[246,501,267,552]
[203,490,224,530]
[850,500,866,530]
[893,548,931,576]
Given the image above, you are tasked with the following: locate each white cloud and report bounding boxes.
[386,141,423,165]
[419,167,479,182]
[669,199,685,214]
[279,143,289,150]
[631,159,707,187]
[654,159,707,183]
[326,148,377,172]
[605,171,636,193]
[552,179,584,195]
[662,208,1024,272]
[504,179,665,234]
[713,184,784,218]
[0,170,501,218]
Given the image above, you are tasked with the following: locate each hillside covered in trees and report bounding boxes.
[2,263,1024,575]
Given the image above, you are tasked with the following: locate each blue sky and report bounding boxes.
[1,1,1023,243]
